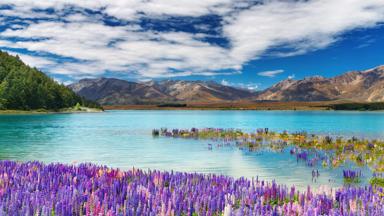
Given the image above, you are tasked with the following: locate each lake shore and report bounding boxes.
[104,101,384,111]
[104,101,332,111]
[0,107,103,114]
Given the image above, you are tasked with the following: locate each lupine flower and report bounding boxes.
[0,161,383,215]
[155,127,384,173]
[343,169,362,184]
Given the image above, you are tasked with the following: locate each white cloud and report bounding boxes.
[257,69,284,77]
[1,21,238,78]
[53,77,73,86]
[220,79,258,91]
[244,84,258,91]
[224,0,384,62]
[0,0,233,20]
[221,79,229,86]
[7,52,55,68]
[288,74,295,80]
[1,0,384,80]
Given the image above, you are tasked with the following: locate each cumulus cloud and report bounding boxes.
[7,52,55,69]
[224,0,384,63]
[0,0,232,20]
[257,69,284,77]
[0,0,384,81]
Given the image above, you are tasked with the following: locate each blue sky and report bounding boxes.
[0,0,384,90]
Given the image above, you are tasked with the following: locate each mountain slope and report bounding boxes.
[69,65,384,105]
[0,51,98,110]
[154,80,254,102]
[69,78,254,105]
[255,66,384,102]
[69,78,170,105]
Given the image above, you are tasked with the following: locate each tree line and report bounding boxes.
[0,51,100,110]
[330,102,384,111]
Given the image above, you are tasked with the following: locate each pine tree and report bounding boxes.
[0,50,100,110]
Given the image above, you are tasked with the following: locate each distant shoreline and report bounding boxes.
[103,101,330,111]
[0,107,103,114]
[103,101,384,111]
[2,102,382,113]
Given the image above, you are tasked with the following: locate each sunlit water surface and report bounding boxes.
[1,110,383,189]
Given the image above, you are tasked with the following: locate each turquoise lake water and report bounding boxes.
[0,110,383,189]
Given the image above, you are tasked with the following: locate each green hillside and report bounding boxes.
[0,51,99,111]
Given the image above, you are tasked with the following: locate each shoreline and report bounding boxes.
[103,101,332,111]
[2,101,383,113]
[0,107,103,115]
[103,101,384,112]
[103,101,384,111]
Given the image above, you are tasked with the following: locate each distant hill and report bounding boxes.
[69,66,384,105]
[0,51,98,110]
[69,78,254,105]
[255,66,384,102]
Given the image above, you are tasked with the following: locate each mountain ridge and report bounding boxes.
[256,65,384,102]
[69,78,254,105]
[69,65,384,105]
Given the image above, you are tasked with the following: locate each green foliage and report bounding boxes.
[0,50,101,110]
[157,103,187,108]
[369,177,384,187]
[74,102,81,111]
[330,102,384,111]
[343,177,361,185]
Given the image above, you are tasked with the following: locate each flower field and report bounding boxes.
[0,161,383,215]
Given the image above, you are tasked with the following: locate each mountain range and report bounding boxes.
[69,79,253,105]
[69,66,384,105]
[257,66,384,102]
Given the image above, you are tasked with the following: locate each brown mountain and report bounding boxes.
[69,78,254,105]
[255,66,384,102]
[69,65,384,105]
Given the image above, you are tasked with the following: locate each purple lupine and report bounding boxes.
[0,161,383,215]
[343,169,362,183]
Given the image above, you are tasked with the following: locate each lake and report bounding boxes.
[1,110,383,190]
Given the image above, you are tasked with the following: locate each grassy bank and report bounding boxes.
[0,106,103,114]
[329,102,384,111]
[104,101,332,111]
[103,101,384,111]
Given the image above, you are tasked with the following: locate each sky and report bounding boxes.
[0,0,384,90]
